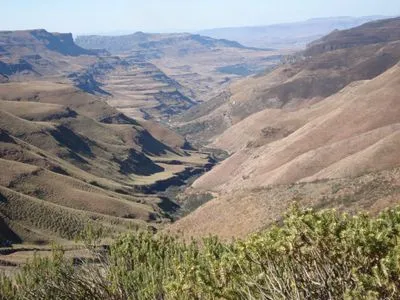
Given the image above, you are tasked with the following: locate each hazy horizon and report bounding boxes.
[1,0,399,35]
[78,15,392,37]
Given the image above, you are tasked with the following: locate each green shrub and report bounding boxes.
[2,206,400,299]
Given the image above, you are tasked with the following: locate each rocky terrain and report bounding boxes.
[2,16,400,253]
[0,29,199,120]
[0,30,214,246]
[101,59,196,120]
[169,17,400,238]
[76,32,284,102]
[0,29,99,78]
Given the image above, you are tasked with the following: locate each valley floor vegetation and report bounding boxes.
[2,205,400,299]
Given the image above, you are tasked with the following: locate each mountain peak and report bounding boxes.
[0,29,97,56]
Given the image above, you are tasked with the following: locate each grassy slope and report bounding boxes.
[0,82,209,245]
[176,64,400,238]
[169,19,400,239]
[174,18,400,144]
[193,63,400,192]
[169,167,400,240]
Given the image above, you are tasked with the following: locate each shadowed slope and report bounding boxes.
[0,80,211,244]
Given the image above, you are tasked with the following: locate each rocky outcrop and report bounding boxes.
[30,30,97,56]
[0,60,35,76]
[68,71,110,95]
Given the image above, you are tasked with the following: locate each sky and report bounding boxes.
[1,0,399,35]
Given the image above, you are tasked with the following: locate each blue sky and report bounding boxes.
[1,0,399,35]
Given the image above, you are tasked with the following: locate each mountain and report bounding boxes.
[0,30,212,245]
[198,16,390,49]
[0,29,198,120]
[168,17,400,239]
[0,29,97,57]
[0,29,99,78]
[76,32,250,57]
[175,17,400,144]
[76,32,284,102]
[0,80,213,244]
[305,17,400,55]
[194,63,400,190]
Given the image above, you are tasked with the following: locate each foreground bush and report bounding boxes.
[2,206,400,299]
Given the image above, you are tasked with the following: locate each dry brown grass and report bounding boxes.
[0,159,155,219]
[193,63,400,192]
[0,185,143,243]
[0,81,210,246]
[169,167,400,240]
[175,25,400,144]
[0,81,124,122]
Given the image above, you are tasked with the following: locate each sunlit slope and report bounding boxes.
[194,64,400,191]
[175,17,400,144]
[0,81,208,244]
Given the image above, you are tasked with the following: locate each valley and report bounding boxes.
[1,15,400,281]
[0,27,281,260]
[168,16,400,239]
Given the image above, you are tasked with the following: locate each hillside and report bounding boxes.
[171,63,400,238]
[0,80,213,244]
[169,17,400,239]
[170,167,400,239]
[0,29,198,120]
[199,16,388,49]
[75,32,249,56]
[76,32,285,102]
[305,17,400,56]
[100,59,196,120]
[0,29,214,245]
[175,17,400,144]
[0,29,99,79]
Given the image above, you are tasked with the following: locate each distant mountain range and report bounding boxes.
[75,32,250,56]
[75,32,282,103]
[198,16,391,49]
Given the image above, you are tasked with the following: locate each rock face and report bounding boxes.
[30,30,96,56]
[102,60,196,120]
[0,74,8,83]
[0,60,35,76]
[0,29,96,57]
[76,31,282,103]
[0,29,101,80]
